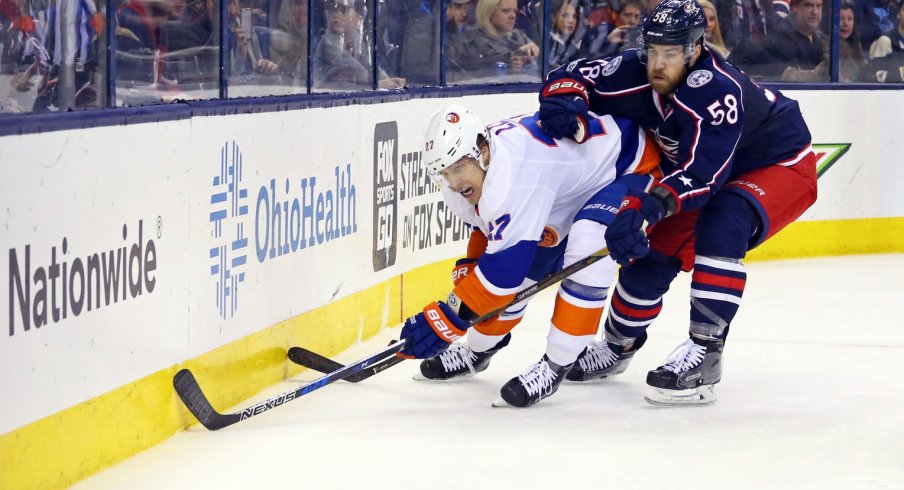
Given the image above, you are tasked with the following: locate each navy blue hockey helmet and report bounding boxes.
[641,0,707,50]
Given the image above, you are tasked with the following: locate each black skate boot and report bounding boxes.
[415,333,511,381]
[566,332,647,382]
[644,336,724,406]
[493,355,571,408]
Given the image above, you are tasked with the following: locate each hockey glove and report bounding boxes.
[451,258,478,286]
[399,301,469,359]
[538,79,590,142]
[604,188,668,265]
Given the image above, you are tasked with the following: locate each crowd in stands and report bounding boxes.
[1,0,902,113]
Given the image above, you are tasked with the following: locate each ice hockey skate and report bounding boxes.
[644,336,724,406]
[566,332,647,382]
[414,334,511,381]
[492,355,571,408]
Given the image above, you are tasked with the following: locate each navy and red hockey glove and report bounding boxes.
[451,258,478,286]
[399,301,469,359]
[604,188,668,265]
[538,78,590,142]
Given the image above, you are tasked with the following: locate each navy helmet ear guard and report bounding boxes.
[640,0,707,60]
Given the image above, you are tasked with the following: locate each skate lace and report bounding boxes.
[517,360,558,396]
[578,341,618,371]
[662,339,706,374]
[439,344,478,374]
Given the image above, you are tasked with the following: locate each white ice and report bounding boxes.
[73,255,904,490]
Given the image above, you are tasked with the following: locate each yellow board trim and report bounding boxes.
[0,277,404,490]
[1,217,901,489]
[747,217,904,261]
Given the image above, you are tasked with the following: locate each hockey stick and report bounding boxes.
[289,246,611,379]
[173,340,404,430]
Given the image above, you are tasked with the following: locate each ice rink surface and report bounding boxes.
[73,255,904,490]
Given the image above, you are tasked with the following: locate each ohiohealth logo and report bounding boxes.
[210,142,250,319]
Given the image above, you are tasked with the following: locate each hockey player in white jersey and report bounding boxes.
[397,104,660,407]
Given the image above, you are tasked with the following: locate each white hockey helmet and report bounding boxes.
[422,104,489,183]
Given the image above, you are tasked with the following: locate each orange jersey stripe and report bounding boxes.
[465,229,488,259]
[453,272,516,317]
[473,315,522,336]
[636,132,663,179]
[550,295,604,337]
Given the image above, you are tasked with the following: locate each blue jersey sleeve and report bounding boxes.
[660,73,744,212]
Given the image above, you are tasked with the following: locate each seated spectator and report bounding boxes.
[717,0,767,50]
[448,0,540,81]
[227,0,278,77]
[698,0,729,57]
[581,0,642,58]
[763,0,828,81]
[313,0,405,90]
[549,0,587,70]
[116,0,170,83]
[158,0,220,87]
[586,0,616,27]
[839,0,869,81]
[401,0,469,84]
[267,0,309,82]
[868,0,904,82]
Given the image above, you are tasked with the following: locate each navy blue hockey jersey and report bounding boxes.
[546,48,813,212]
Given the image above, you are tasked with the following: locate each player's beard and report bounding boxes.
[647,65,687,95]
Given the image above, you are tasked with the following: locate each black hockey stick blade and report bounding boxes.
[174,340,405,430]
[287,347,406,383]
[289,247,610,379]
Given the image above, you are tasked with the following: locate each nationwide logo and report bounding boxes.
[209,142,250,319]
[812,143,852,178]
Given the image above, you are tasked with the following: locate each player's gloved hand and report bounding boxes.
[604,188,667,265]
[538,79,590,142]
[399,301,469,359]
[451,258,477,286]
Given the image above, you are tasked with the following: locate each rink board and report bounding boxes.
[1,89,903,489]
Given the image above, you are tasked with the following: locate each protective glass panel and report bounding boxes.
[116,0,220,106]
[378,0,432,86]
[312,0,391,92]
[447,0,543,85]
[1,0,107,113]
[226,0,310,97]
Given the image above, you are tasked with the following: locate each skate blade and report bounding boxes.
[644,385,717,406]
[412,371,476,382]
[491,397,516,408]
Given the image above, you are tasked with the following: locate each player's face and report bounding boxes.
[440,157,486,205]
[646,43,691,95]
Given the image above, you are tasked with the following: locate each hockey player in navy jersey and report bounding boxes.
[537,0,818,405]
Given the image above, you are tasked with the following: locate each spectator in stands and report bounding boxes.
[717,0,767,50]
[869,0,904,81]
[401,0,470,84]
[228,0,278,76]
[116,0,170,83]
[549,0,587,70]
[839,0,869,81]
[698,0,729,57]
[268,0,309,82]
[764,0,828,81]
[448,0,540,81]
[313,0,405,89]
[581,0,642,57]
[586,0,616,27]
